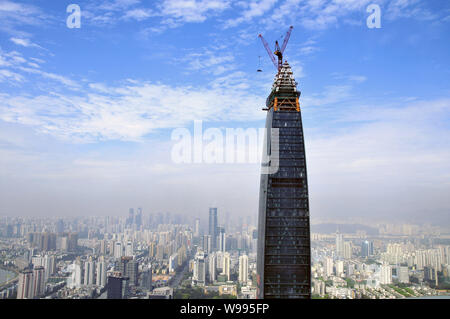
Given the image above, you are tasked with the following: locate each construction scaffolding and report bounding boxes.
[263,61,301,112]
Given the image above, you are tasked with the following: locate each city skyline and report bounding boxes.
[1,206,450,300]
[0,1,449,225]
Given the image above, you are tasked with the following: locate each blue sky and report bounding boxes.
[0,0,449,225]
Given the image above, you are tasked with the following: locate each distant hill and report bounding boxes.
[311,223,379,236]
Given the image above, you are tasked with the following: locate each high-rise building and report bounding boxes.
[445,246,450,265]
[156,244,164,260]
[135,207,142,229]
[17,270,34,299]
[361,240,374,258]
[96,256,107,287]
[257,61,311,299]
[325,257,334,277]
[207,253,216,283]
[415,250,426,270]
[107,272,129,299]
[380,264,392,284]
[239,254,249,283]
[202,235,212,254]
[83,257,95,286]
[6,224,14,238]
[194,218,200,237]
[58,232,78,252]
[109,240,115,257]
[222,252,231,281]
[31,255,44,269]
[178,246,187,266]
[169,253,178,273]
[68,258,83,289]
[127,208,134,227]
[32,266,45,298]
[335,232,344,258]
[43,254,55,281]
[424,266,438,286]
[192,251,206,286]
[347,263,355,276]
[215,251,224,273]
[116,256,139,287]
[125,241,133,257]
[56,219,64,234]
[140,264,152,291]
[99,239,107,255]
[148,242,155,258]
[218,227,226,252]
[343,241,353,259]
[335,260,344,277]
[209,208,218,250]
[29,232,56,251]
[397,266,409,284]
[68,232,78,252]
[313,279,326,297]
[114,242,123,259]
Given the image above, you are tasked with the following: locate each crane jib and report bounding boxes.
[258,26,294,72]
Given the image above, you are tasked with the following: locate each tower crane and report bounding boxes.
[258,26,293,72]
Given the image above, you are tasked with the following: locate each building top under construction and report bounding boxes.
[265,61,301,112]
[271,61,299,93]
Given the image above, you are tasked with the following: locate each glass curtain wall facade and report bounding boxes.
[257,61,311,299]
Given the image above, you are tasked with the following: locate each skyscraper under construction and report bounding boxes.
[257,61,311,298]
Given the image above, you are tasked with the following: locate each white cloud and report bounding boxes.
[89,82,114,94]
[0,49,77,88]
[122,8,155,21]
[257,0,377,30]
[0,69,24,82]
[302,14,339,30]
[302,85,353,107]
[384,0,438,21]
[181,51,236,75]
[97,0,141,11]
[0,55,363,144]
[10,37,43,49]
[10,37,31,47]
[0,0,50,32]
[30,57,45,65]
[347,75,367,83]
[0,77,265,142]
[0,49,27,67]
[82,0,144,26]
[255,0,445,31]
[224,0,278,28]
[81,0,231,31]
[27,62,40,68]
[17,66,79,89]
[299,45,320,55]
[332,73,367,83]
[158,0,231,23]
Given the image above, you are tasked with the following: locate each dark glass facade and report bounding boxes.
[257,62,311,299]
[107,274,130,299]
[107,275,123,299]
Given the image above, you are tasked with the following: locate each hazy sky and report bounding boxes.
[0,0,449,225]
